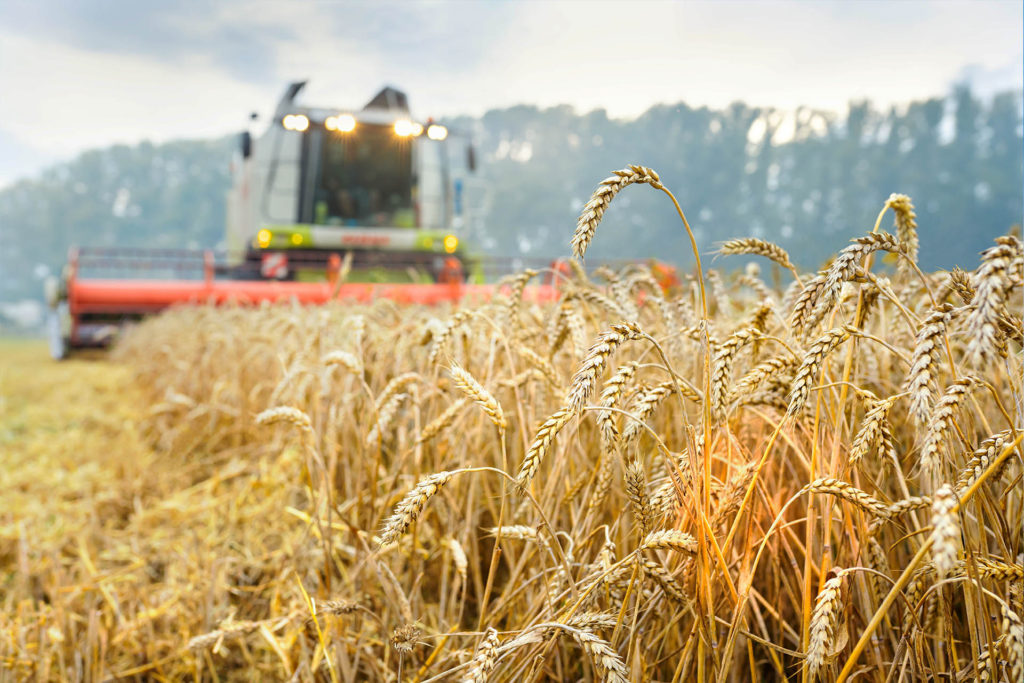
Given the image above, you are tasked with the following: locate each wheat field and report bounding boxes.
[1,167,1021,681]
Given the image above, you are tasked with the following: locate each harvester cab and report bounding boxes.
[227,82,482,282]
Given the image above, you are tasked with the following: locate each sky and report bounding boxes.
[0,0,1021,187]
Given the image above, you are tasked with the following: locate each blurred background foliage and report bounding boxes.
[1,86,1020,306]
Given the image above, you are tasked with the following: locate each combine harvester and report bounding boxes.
[47,83,560,358]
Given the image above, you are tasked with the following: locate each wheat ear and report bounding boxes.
[375,372,420,412]
[572,629,629,683]
[718,237,795,271]
[787,327,853,416]
[365,392,409,447]
[801,478,891,518]
[450,362,507,431]
[849,395,898,466]
[255,406,314,435]
[955,429,1015,494]
[813,232,902,324]
[640,529,697,554]
[597,361,640,446]
[566,322,645,414]
[711,327,762,419]
[625,458,654,538]
[379,471,455,547]
[463,627,500,683]
[428,310,471,367]
[1001,600,1023,683]
[906,303,954,423]
[920,376,978,482]
[505,268,539,331]
[572,165,663,259]
[416,398,469,444]
[930,484,959,577]
[516,408,573,489]
[806,569,848,681]
[621,381,675,444]
[322,349,363,375]
[965,235,1022,366]
[886,193,919,272]
[790,273,827,335]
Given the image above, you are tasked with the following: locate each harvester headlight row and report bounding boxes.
[282,114,310,132]
[282,113,447,140]
[393,119,420,137]
[325,113,357,132]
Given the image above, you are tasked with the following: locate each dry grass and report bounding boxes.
[1,169,1022,681]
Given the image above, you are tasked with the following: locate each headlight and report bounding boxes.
[326,113,356,132]
[282,114,309,132]
[256,229,272,248]
[393,119,416,137]
[290,232,304,245]
[443,234,458,253]
[427,124,448,141]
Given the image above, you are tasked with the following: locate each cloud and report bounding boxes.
[0,1,291,83]
[0,0,1020,185]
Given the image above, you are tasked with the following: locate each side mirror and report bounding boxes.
[239,131,252,159]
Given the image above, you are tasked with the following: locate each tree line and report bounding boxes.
[0,86,1020,305]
